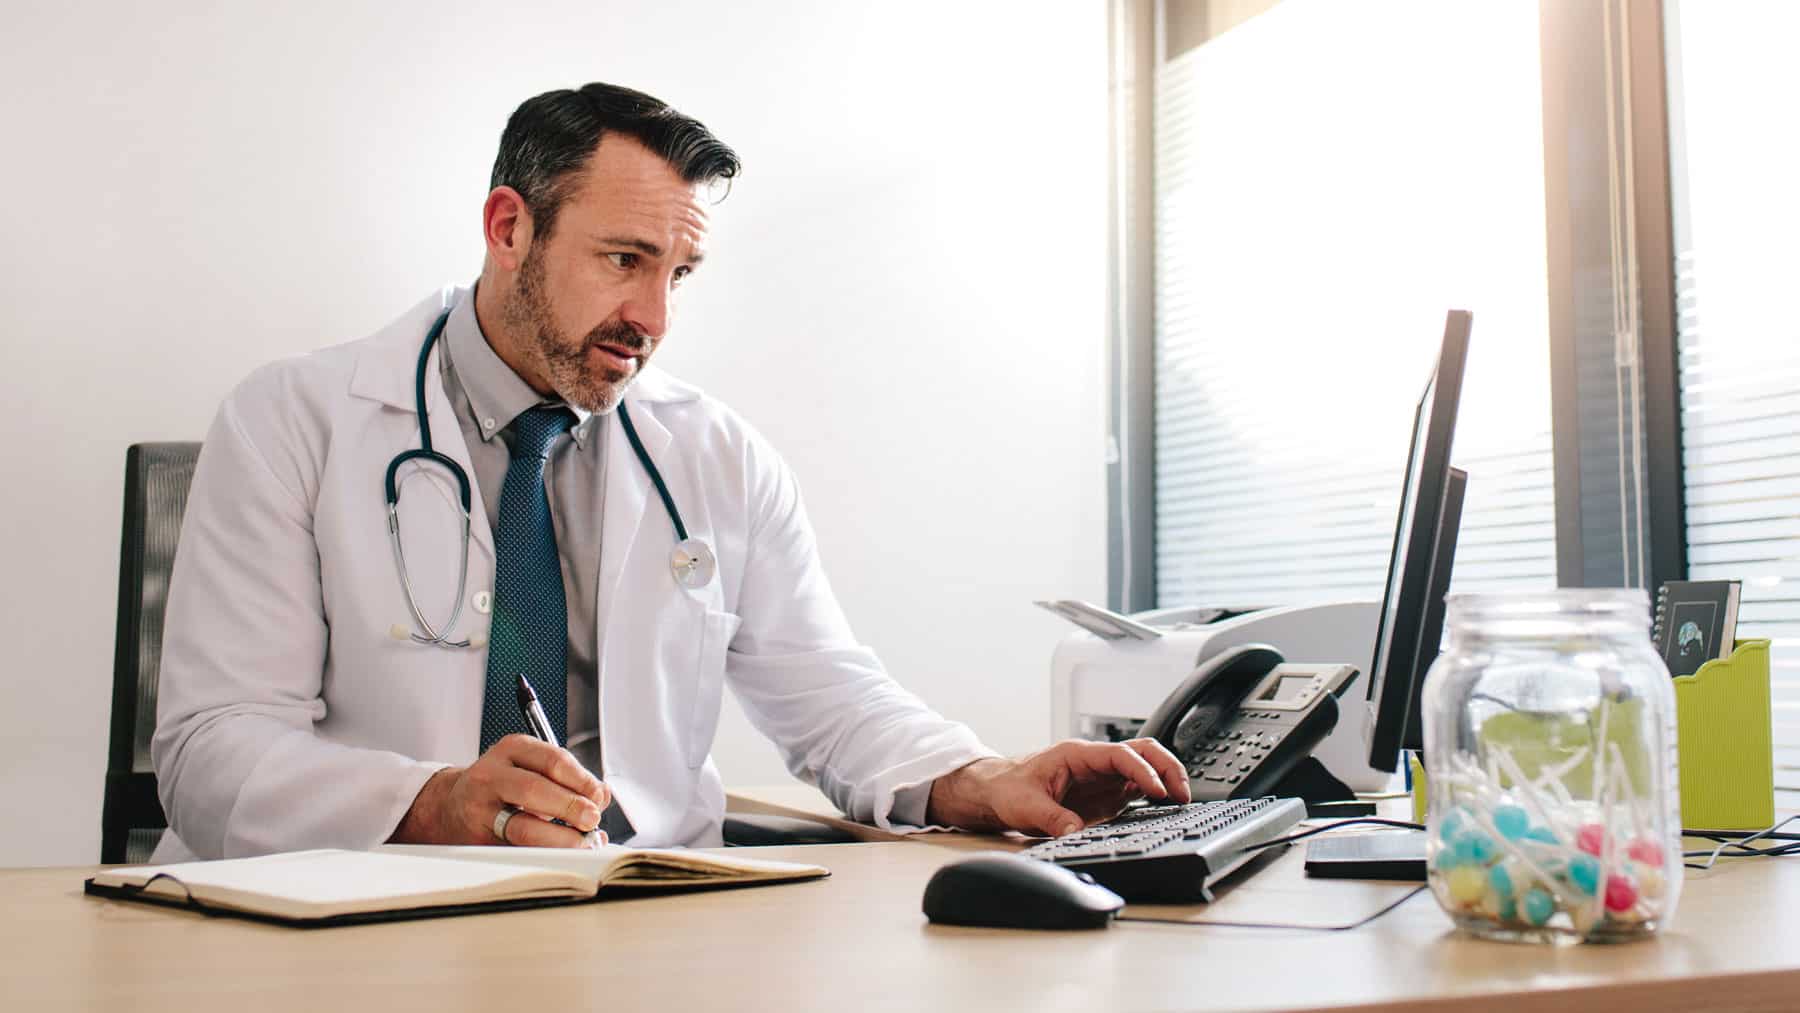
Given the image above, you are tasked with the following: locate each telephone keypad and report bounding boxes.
[1154,659,1360,806]
[1187,713,1296,796]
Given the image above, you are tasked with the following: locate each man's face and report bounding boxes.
[501,136,711,412]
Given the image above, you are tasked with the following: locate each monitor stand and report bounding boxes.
[1297,748,1427,881]
[1269,756,1376,818]
[1303,830,1428,880]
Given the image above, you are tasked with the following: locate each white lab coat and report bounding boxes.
[150,287,993,861]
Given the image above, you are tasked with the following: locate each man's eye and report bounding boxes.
[672,266,692,287]
[605,252,638,270]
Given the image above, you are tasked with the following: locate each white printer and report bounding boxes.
[1043,600,1395,793]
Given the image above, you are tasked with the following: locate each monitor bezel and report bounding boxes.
[1363,309,1472,772]
[1400,465,1466,753]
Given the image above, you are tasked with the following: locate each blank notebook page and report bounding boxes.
[117,849,581,908]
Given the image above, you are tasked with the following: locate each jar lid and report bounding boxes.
[1446,588,1651,636]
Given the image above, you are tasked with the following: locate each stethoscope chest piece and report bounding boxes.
[671,538,717,589]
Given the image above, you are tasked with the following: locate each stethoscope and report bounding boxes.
[384,309,717,648]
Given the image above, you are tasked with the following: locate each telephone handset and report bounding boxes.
[1141,643,1360,804]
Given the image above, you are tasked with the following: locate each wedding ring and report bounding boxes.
[493,804,521,844]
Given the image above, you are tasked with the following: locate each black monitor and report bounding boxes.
[1400,466,1466,753]
[1363,310,1472,773]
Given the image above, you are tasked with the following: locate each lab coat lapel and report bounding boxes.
[347,291,495,562]
[596,395,674,619]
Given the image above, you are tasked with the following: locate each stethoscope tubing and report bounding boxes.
[385,308,701,649]
[615,398,689,542]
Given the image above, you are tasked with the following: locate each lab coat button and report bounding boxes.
[474,590,492,614]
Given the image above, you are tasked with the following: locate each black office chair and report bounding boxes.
[102,442,199,864]
[99,442,847,858]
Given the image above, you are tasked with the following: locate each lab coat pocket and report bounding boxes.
[685,609,742,768]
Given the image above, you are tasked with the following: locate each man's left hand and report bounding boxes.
[925,738,1193,837]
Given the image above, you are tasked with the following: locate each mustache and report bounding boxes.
[585,320,647,355]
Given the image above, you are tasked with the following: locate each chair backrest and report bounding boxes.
[102,442,201,864]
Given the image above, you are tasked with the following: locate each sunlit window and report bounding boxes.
[1667,2,1800,753]
[1154,0,1555,606]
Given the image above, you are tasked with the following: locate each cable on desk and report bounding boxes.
[1248,814,1800,870]
[1116,886,1427,933]
[1686,830,1800,842]
[1683,815,1800,870]
[1242,817,1425,852]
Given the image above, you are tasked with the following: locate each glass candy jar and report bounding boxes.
[1419,590,1682,943]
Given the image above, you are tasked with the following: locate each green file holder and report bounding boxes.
[1674,639,1775,831]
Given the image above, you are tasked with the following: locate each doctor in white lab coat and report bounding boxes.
[151,82,1190,862]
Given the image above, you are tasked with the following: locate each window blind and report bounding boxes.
[1667,2,1800,791]
[1152,0,1557,609]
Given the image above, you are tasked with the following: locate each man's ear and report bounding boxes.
[482,186,534,272]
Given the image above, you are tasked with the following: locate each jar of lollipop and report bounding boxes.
[1419,590,1681,943]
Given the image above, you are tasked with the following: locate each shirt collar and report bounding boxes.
[444,284,594,448]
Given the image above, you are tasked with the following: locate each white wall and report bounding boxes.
[0,2,1108,867]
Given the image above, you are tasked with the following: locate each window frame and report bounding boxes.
[1542,0,1688,594]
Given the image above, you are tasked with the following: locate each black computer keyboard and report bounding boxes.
[1018,796,1307,903]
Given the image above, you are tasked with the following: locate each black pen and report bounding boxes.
[515,673,600,846]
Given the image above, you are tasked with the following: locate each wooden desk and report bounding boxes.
[7,837,1800,1012]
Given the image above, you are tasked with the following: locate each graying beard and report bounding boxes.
[541,335,626,413]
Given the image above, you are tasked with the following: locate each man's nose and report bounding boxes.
[619,275,672,340]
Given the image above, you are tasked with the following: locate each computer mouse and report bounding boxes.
[921,852,1124,930]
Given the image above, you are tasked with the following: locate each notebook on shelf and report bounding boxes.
[1653,579,1742,678]
[84,843,829,927]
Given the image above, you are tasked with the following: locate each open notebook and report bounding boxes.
[85,844,829,927]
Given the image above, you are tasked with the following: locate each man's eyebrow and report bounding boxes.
[597,235,663,257]
[596,235,704,265]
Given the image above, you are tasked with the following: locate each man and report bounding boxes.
[151,82,1189,861]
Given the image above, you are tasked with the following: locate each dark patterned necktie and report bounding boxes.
[479,405,575,753]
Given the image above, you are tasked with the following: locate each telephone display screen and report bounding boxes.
[1259,673,1313,703]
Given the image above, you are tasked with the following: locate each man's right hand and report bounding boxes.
[389,735,611,848]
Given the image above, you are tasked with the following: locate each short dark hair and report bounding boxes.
[489,82,741,240]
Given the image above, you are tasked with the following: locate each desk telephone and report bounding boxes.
[1141,644,1360,805]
